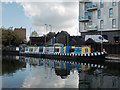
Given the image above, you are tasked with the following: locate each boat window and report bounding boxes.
[29,48,33,52]
[39,48,43,52]
[22,48,25,52]
[69,48,75,53]
[35,47,38,51]
[26,48,28,51]
[85,48,88,53]
[55,48,59,52]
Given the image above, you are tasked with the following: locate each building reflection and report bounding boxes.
[55,69,70,79]
[78,63,120,88]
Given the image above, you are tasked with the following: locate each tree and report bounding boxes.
[1,28,22,46]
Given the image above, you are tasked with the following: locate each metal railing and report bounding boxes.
[79,16,90,22]
[86,25,98,31]
[87,4,97,10]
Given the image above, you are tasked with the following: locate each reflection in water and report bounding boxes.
[2,55,120,88]
[21,57,92,71]
[2,56,25,75]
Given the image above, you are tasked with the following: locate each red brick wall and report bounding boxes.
[14,28,26,40]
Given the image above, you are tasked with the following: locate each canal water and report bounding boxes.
[2,55,120,88]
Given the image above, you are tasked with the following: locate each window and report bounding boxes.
[112,19,116,28]
[109,8,113,17]
[55,48,59,52]
[85,48,88,53]
[100,0,104,8]
[26,48,28,51]
[85,2,92,10]
[98,10,101,19]
[85,12,92,19]
[84,23,87,30]
[39,48,43,52]
[87,21,92,25]
[29,48,33,52]
[85,12,88,19]
[35,47,38,52]
[100,20,104,29]
[69,49,75,53]
[88,12,92,19]
[113,0,116,6]
[22,48,25,52]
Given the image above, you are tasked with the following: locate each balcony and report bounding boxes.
[79,0,91,3]
[86,4,98,11]
[86,25,98,31]
[79,16,90,22]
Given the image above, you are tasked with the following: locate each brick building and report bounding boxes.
[14,27,26,41]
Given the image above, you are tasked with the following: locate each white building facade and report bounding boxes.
[79,0,120,42]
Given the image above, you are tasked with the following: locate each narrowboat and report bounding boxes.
[19,46,107,62]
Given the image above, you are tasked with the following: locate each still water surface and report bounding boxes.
[2,55,120,88]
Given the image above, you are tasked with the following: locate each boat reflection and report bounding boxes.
[20,56,105,72]
[19,56,106,79]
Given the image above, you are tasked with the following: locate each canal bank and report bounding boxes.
[106,54,120,62]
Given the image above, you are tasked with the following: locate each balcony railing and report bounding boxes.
[79,0,91,3]
[87,4,98,11]
[79,16,90,22]
[85,25,98,31]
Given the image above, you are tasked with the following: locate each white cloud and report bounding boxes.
[2,1,80,36]
[20,2,79,36]
[0,3,2,27]
[22,66,79,88]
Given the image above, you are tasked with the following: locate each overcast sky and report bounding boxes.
[1,0,80,40]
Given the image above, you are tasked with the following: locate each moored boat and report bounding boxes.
[19,46,107,62]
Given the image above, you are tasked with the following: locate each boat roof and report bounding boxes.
[53,43,64,46]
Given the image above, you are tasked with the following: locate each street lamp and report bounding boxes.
[54,36,55,44]
[101,30,103,52]
[49,25,52,32]
[30,27,32,45]
[45,24,48,46]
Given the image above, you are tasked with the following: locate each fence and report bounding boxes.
[91,43,120,54]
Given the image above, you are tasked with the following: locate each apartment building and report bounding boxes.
[79,0,120,42]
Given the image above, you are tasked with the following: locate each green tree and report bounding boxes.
[1,28,22,46]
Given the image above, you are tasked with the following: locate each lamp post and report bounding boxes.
[49,25,52,45]
[45,24,48,46]
[49,25,52,32]
[54,36,55,44]
[101,30,103,52]
[67,34,69,46]
[30,27,32,46]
